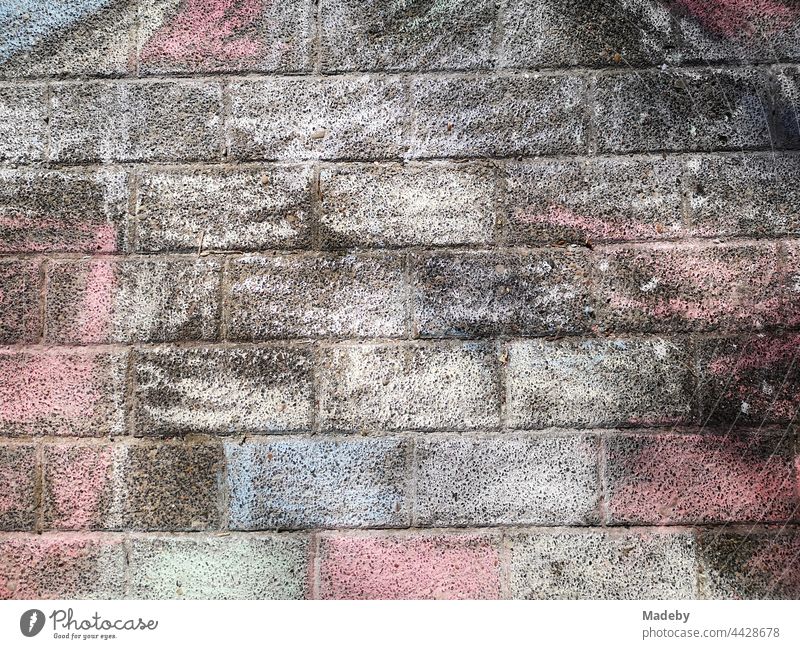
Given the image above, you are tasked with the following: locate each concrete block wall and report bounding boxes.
[0,0,799,599]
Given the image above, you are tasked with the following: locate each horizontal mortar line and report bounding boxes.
[4,145,800,171]
[4,147,800,175]
[3,233,800,261]
[1,59,799,86]
[3,425,795,445]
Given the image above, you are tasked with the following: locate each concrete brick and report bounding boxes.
[136,165,312,252]
[503,158,686,244]
[783,240,800,327]
[134,346,313,435]
[500,0,678,68]
[0,1,135,78]
[0,168,129,253]
[319,343,501,431]
[129,534,309,599]
[594,69,774,153]
[605,433,798,524]
[696,334,800,426]
[45,258,222,344]
[228,78,407,161]
[0,84,46,162]
[0,445,36,530]
[43,441,223,531]
[411,250,592,337]
[225,438,410,529]
[698,529,800,599]
[594,242,782,333]
[509,529,698,599]
[138,0,313,74]
[687,155,800,238]
[318,532,501,599]
[409,75,587,157]
[415,434,600,526]
[0,350,127,436]
[677,7,800,64]
[0,534,126,599]
[50,81,223,163]
[319,163,497,248]
[227,254,405,340]
[776,67,800,149]
[320,0,496,72]
[506,338,694,429]
[0,259,41,344]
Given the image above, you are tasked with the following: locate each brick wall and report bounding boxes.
[1,0,799,599]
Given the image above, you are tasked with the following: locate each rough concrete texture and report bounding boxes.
[320,0,497,72]
[2,0,800,601]
[0,168,129,252]
[318,343,501,431]
[225,438,410,529]
[0,444,36,530]
[134,346,313,435]
[318,532,501,599]
[0,350,127,436]
[318,163,497,248]
[509,529,699,599]
[137,165,313,251]
[506,338,694,428]
[415,434,600,526]
[129,534,309,599]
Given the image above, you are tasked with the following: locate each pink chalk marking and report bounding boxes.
[0,354,101,433]
[514,205,673,241]
[47,447,113,529]
[320,535,501,600]
[140,0,266,66]
[675,0,799,38]
[0,461,29,517]
[71,260,116,344]
[610,436,795,523]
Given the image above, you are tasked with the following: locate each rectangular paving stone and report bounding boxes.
[0,444,37,530]
[136,165,312,251]
[776,67,800,149]
[318,532,501,599]
[225,437,410,529]
[320,0,496,72]
[319,342,501,431]
[0,534,126,599]
[50,80,223,162]
[415,434,600,526]
[509,529,698,599]
[594,242,783,333]
[594,69,774,153]
[129,534,309,599]
[0,84,46,162]
[228,78,407,160]
[0,168,129,253]
[138,0,313,74]
[506,337,694,429]
[0,259,41,344]
[319,163,497,248]
[605,433,798,525]
[0,350,127,436]
[411,250,593,337]
[409,75,587,157]
[134,346,313,435]
[503,158,687,244]
[227,253,405,340]
[45,257,222,344]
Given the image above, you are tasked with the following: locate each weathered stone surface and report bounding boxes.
[318,343,501,431]
[0,444,36,530]
[415,434,600,526]
[225,437,410,529]
[506,337,694,428]
[0,84,46,162]
[0,259,41,344]
[137,165,312,252]
[134,346,313,435]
